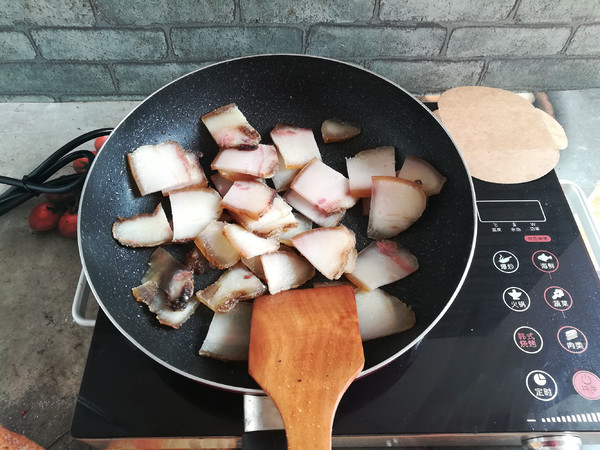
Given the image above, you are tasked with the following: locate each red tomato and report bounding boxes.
[73,150,98,173]
[58,211,78,239]
[44,192,76,203]
[94,135,108,151]
[29,202,61,231]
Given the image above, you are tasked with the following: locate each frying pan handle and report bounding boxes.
[72,270,97,327]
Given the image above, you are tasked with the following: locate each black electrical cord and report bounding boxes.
[0,128,113,216]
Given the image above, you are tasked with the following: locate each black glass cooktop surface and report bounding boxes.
[72,171,600,446]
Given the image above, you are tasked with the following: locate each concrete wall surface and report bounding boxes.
[1,0,599,101]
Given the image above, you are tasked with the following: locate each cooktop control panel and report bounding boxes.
[472,181,600,422]
[333,170,600,439]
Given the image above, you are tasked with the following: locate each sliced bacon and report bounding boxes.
[132,281,199,329]
[194,220,241,269]
[346,240,418,292]
[230,195,298,238]
[201,103,260,150]
[367,176,426,239]
[283,189,345,228]
[222,223,280,259]
[211,144,278,179]
[321,119,361,143]
[270,123,321,169]
[346,146,396,197]
[291,225,356,280]
[261,250,315,294]
[112,203,173,248]
[196,263,266,312]
[141,247,194,311]
[169,187,222,242]
[271,149,300,192]
[221,180,276,220]
[126,141,207,196]
[199,302,253,361]
[397,155,447,196]
[355,288,416,341]
[290,158,358,214]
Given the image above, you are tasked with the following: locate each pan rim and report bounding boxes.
[78,53,478,395]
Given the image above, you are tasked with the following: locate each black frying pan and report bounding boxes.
[79,54,477,394]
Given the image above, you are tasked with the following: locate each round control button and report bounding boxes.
[557,326,588,354]
[572,371,600,400]
[526,370,558,401]
[503,287,530,312]
[544,286,573,311]
[493,251,519,273]
[514,326,543,354]
[532,250,559,273]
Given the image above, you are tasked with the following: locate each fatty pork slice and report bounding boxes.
[140,247,195,311]
[346,240,418,292]
[133,281,199,329]
[211,144,279,179]
[126,141,207,196]
[290,158,358,214]
[270,123,322,169]
[194,220,240,269]
[396,155,447,196]
[231,195,298,238]
[223,223,280,259]
[283,189,345,228]
[321,119,361,143]
[271,150,300,192]
[355,288,415,341]
[169,187,222,242]
[132,248,198,328]
[261,250,316,294]
[221,180,276,221]
[199,302,253,361]
[196,263,266,313]
[201,103,261,150]
[112,203,173,247]
[210,172,233,197]
[277,212,312,246]
[367,176,426,239]
[291,225,357,280]
[346,146,396,197]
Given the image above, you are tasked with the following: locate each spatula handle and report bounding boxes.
[281,404,335,449]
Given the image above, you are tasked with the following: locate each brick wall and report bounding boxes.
[1,0,599,102]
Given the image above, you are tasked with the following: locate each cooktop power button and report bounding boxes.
[572,371,600,400]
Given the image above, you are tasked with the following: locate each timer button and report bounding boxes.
[526,370,558,401]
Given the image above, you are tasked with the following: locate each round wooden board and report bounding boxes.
[438,86,561,184]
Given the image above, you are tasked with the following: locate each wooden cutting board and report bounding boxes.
[438,86,564,184]
[248,285,364,450]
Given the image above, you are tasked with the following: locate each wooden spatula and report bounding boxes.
[248,285,364,450]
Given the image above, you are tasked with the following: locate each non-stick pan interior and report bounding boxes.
[79,55,476,393]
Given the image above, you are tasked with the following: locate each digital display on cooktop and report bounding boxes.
[477,199,546,223]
